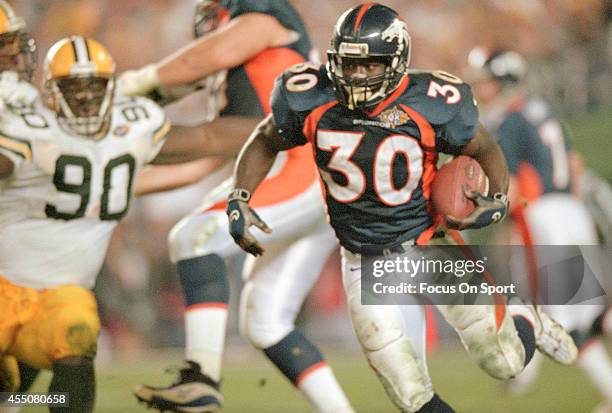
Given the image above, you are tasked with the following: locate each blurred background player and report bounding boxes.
[119,1,353,412]
[467,47,612,412]
[228,3,579,412]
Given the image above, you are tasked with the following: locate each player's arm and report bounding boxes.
[461,124,509,195]
[151,116,261,165]
[0,153,14,178]
[569,149,584,197]
[120,13,297,94]
[227,115,295,256]
[446,124,510,230]
[135,157,229,196]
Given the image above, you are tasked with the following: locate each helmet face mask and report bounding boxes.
[0,1,36,80]
[327,54,399,110]
[52,75,114,138]
[44,36,116,140]
[327,4,411,110]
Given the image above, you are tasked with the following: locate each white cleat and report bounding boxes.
[532,305,578,365]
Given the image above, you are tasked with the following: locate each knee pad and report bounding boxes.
[368,336,434,412]
[239,281,294,349]
[178,254,229,306]
[168,213,225,263]
[438,305,525,380]
[51,306,100,361]
[346,289,432,411]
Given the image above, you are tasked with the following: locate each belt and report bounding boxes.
[362,230,446,257]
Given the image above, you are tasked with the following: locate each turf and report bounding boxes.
[566,106,612,181]
[19,343,601,413]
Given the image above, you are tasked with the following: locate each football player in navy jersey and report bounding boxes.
[228,4,580,412]
[121,1,355,412]
[467,48,612,412]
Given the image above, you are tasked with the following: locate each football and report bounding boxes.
[431,156,489,219]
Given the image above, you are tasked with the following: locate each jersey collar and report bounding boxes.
[363,74,410,118]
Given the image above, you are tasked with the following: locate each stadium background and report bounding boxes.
[10,1,611,411]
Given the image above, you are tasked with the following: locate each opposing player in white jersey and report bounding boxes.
[0,34,234,412]
[467,48,612,412]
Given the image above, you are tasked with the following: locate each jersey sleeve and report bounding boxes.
[229,0,272,17]
[0,110,34,171]
[270,76,307,147]
[139,98,171,164]
[437,83,479,153]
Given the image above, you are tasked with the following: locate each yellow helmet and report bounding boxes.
[44,36,115,138]
[0,0,36,80]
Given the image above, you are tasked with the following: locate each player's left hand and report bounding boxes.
[226,190,272,256]
[446,191,508,230]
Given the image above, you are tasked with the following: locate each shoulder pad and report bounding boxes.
[113,95,166,127]
[276,63,336,113]
[402,70,476,126]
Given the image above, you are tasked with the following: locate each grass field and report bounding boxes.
[566,106,612,181]
[20,343,602,413]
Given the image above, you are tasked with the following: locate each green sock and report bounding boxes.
[17,362,40,391]
[49,360,95,413]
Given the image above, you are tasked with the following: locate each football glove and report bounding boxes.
[117,64,160,97]
[227,189,271,256]
[0,71,38,110]
[446,191,508,230]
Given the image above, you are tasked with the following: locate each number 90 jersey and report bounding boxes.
[271,64,479,253]
[0,94,169,290]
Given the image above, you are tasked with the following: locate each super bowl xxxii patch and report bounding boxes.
[113,125,130,137]
[378,106,410,128]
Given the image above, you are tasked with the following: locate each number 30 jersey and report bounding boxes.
[0,94,169,290]
[271,64,479,253]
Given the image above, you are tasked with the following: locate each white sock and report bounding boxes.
[297,364,354,413]
[579,339,612,404]
[185,304,228,382]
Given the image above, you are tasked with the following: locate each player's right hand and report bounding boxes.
[117,64,160,96]
[226,194,272,257]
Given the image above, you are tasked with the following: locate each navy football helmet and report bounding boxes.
[327,3,411,109]
[467,47,527,85]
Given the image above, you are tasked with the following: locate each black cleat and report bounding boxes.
[134,361,222,413]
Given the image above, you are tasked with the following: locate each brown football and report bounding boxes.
[431,156,489,219]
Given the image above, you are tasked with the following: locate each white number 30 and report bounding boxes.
[426,80,461,104]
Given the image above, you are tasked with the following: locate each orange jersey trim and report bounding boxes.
[243,47,306,115]
[303,100,339,143]
[365,75,410,118]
